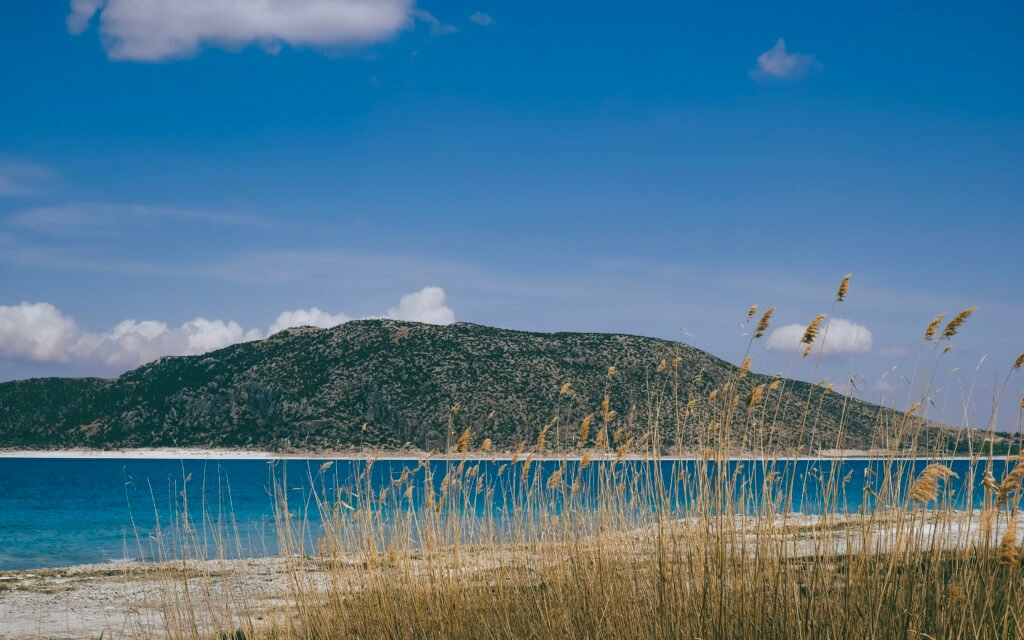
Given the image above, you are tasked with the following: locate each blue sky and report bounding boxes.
[1,1,1021,428]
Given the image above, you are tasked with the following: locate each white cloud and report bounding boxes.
[469,12,495,26]
[0,302,80,362]
[5,202,267,236]
[67,0,414,61]
[0,159,53,197]
[0,287,454,370]
[267,307,351,335]
[387,286,455,324]
[412,9,458,36]
[766,318,873,356]
[750,38,821,81]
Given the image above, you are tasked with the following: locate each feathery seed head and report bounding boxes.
[579,414,593,445]
[657,359,667,372]
[802,314,827,345]
[480,438,492,453]
[910,464,958,504]
[746,304,758,321]
[1014,352,1024,371]
[747,384,766,412]
[836,273,851,302]
[924,313,946,341]
[607,366,616,378]
[754,307,775,339]
[998,518,1019,567]
[997,464,1024,509]
[455,428,471,453]
[941,307,977,340]
[559,382,571,396]
[738,356,752,379]
[521,455,533,482]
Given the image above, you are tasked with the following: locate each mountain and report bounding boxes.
[0,320,989,454]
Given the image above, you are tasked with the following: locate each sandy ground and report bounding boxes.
[0,447,972,461]
[2,510,1020,639]
[0,557,323,640]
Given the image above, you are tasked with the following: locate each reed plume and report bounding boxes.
[997,464,1024,509]
[940,307,977,340]
[998,518,1019,567]
[456,428,471,453]
[579,414,593,446]
[579,450,592,469]
[754,306,774,339]
[836,273,851,302]
[480,438,492,453]
[615,438,633,460]
[746,305,758,321]
[924,313,946,341]
[738,356,752,379]
[547,463,566,489]
[746,384,765,413]
[802,314,827,345]
[559,382,571,395]
[1014,352,1024,370]
[910,464,958,504]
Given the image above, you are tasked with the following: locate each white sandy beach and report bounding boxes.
[1,510,1020,640]
[0,447,981,461]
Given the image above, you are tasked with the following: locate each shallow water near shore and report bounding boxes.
[0,456,1011,571]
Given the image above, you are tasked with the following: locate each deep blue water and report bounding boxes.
[0,457,1013,571]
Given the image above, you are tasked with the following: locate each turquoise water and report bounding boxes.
[0,457,1012,571]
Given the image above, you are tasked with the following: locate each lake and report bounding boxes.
[0,456,1010,571]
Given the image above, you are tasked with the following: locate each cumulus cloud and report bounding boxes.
[0,287,455,370]
[766,318,873,356]
[267,307,351,335]
[67,0,413,61]
[386,286,455,324]
[469,12,495,26]
[0,302,79,362]
[750,38,821,81]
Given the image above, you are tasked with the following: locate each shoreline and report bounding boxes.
[0,447,986,462]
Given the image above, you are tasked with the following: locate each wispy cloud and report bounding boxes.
[67,0,414,61]
[469,12,495,26]
[0,158,54,197]
[0,287,455,370]
[5,202,273,237]
[750,38,822,82]
[412,9,458,36]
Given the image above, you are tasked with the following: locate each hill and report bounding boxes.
[0,319,987,454]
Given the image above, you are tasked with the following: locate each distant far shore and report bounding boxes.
[0,447,985,461]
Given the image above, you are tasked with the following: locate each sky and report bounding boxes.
[1,1,1021,429]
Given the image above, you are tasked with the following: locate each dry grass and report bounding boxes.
[126,276,1024,640]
